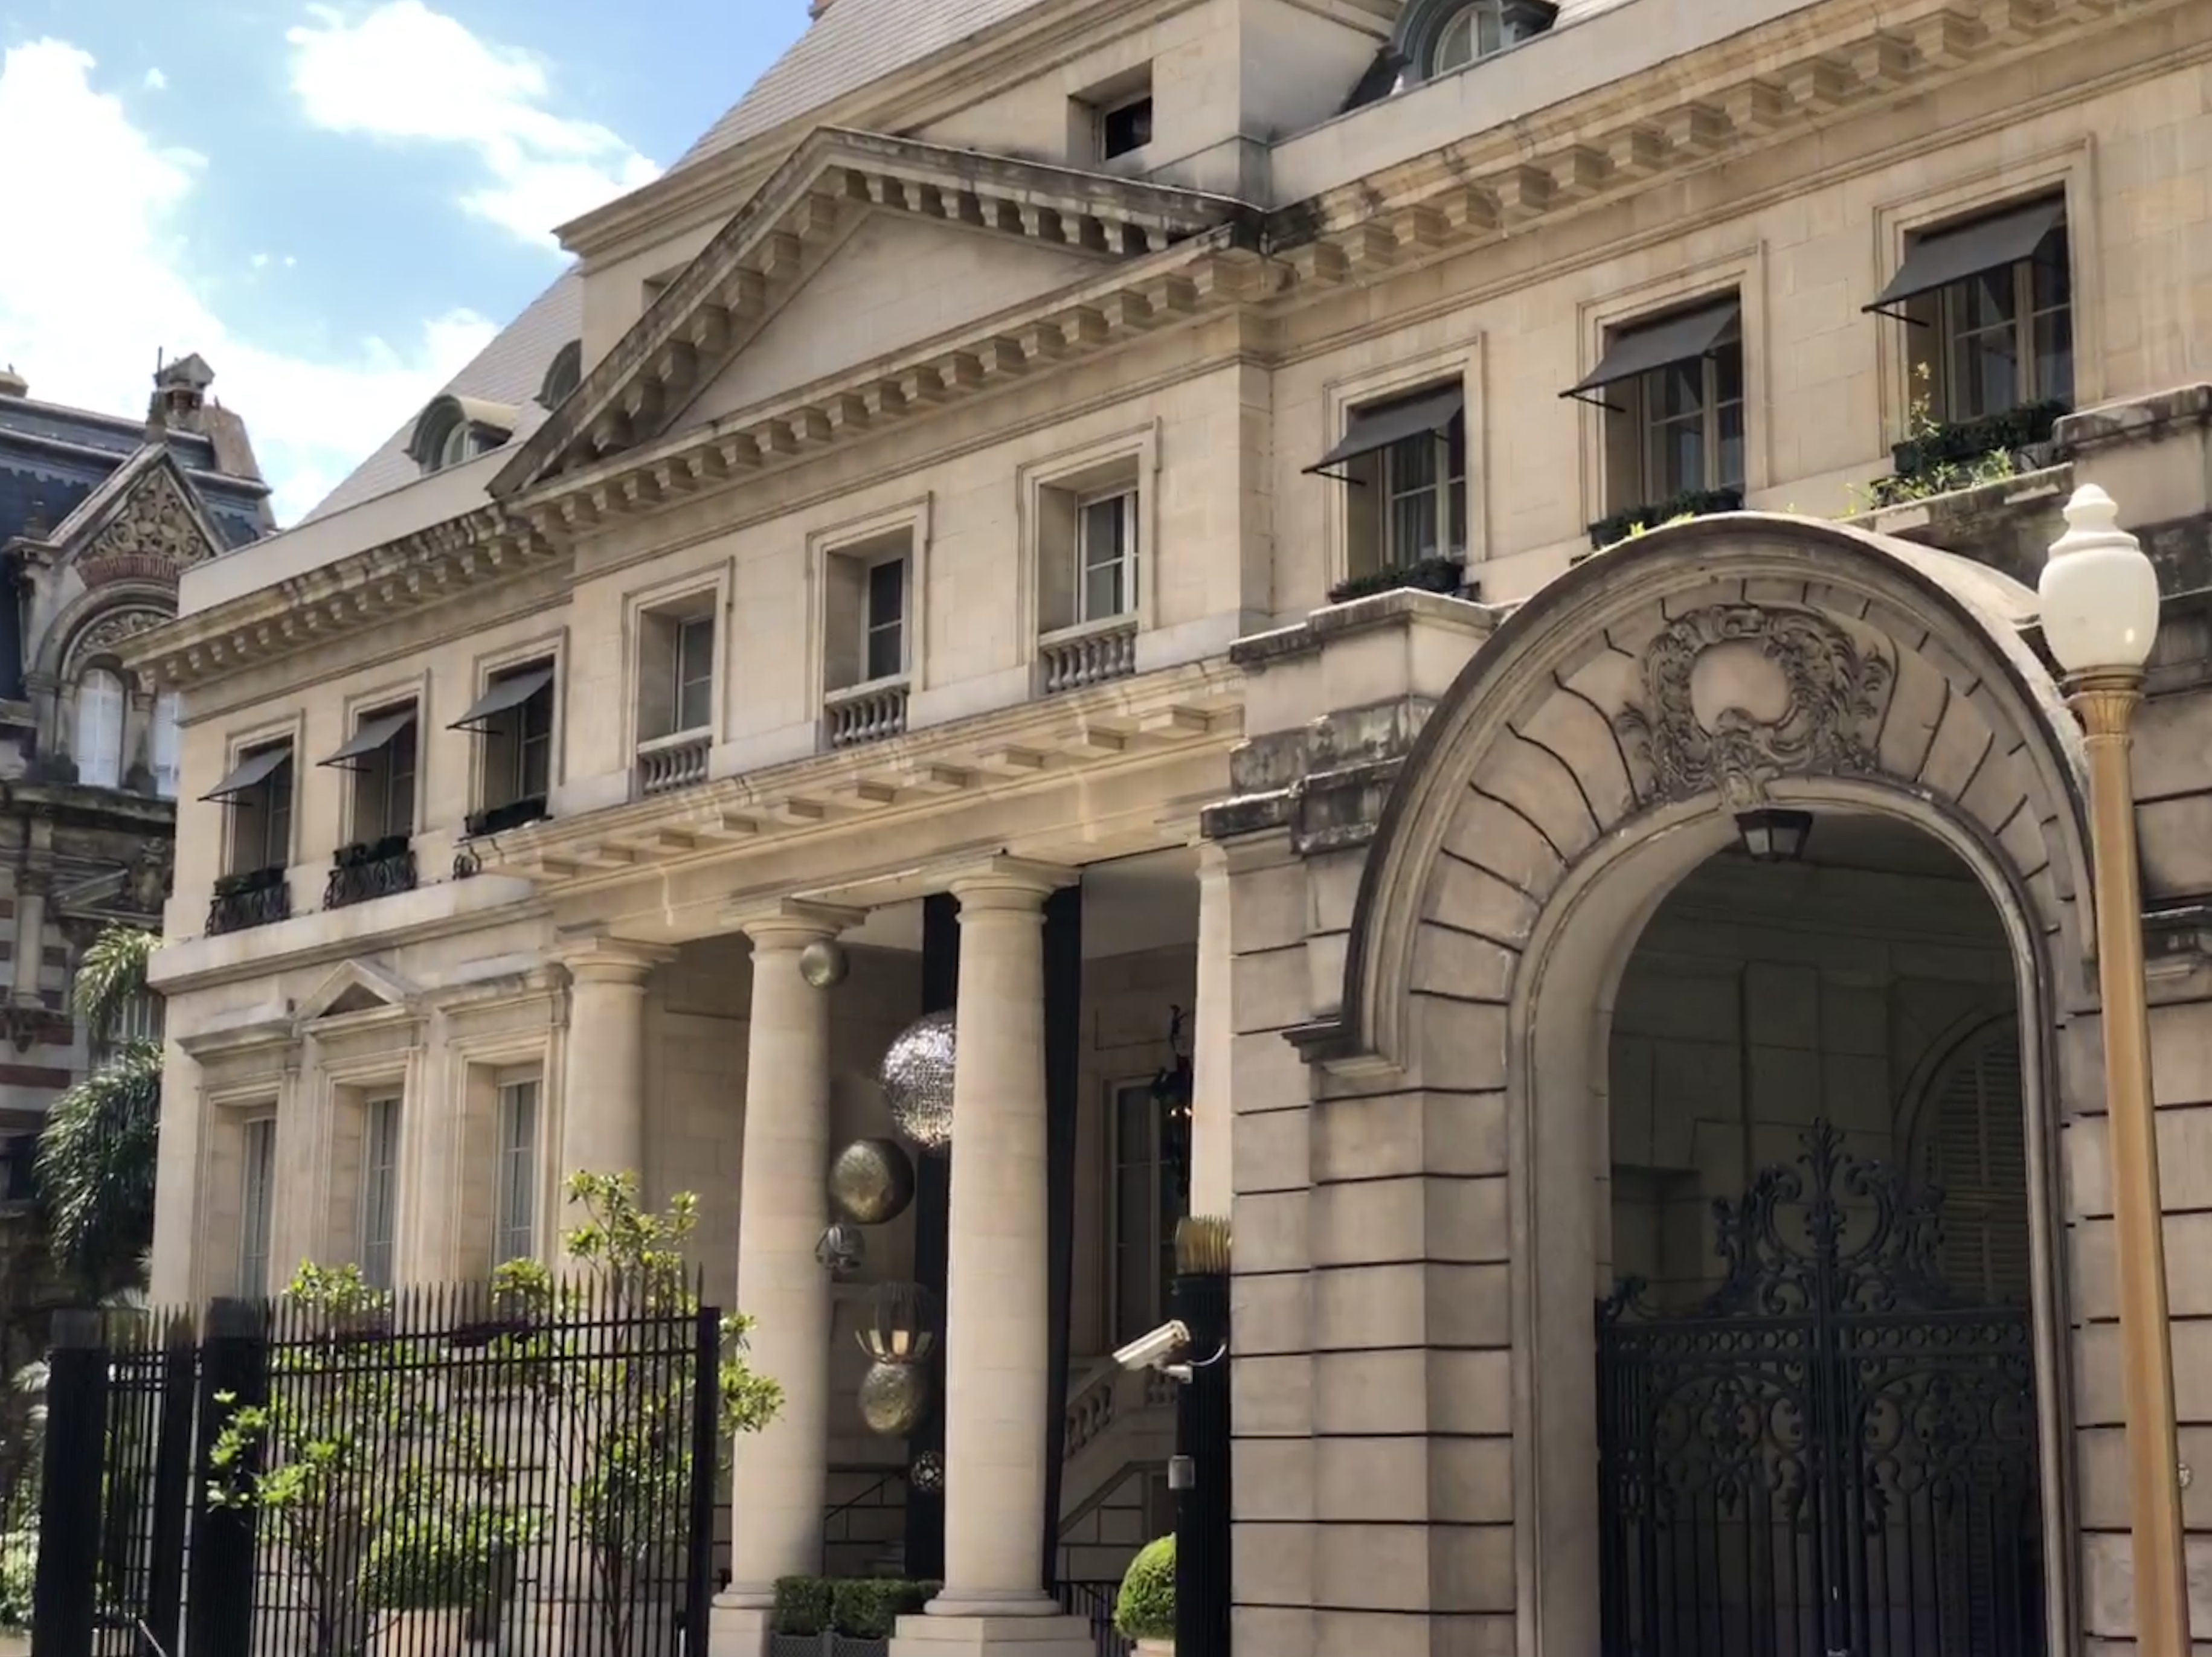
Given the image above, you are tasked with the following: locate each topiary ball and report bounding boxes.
[1114,1533,1175,1642]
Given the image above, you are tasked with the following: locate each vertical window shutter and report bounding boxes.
[1923,1025,2028,1303]
[76,670,124,788]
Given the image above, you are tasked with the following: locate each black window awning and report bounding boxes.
[1562,299,1741,406]
[449,667,553,731]
[204,745,291,803]
[318,709,416,771]
[1866,199,2064,318]
[1305,386,1464,478]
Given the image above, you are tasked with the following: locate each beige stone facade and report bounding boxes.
[132,0,2212,1650]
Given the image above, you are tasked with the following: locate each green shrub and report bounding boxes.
[831,1577,938,1638]
[773,1575,834,1636]
[1114,1534,1175,1641]
[0,1528,34,1629]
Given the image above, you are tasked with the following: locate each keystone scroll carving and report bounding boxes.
[1615,604,1893,808]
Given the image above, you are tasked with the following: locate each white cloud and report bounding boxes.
[0,38,497,525]
[141,66,166,90]
[288,1,659,248]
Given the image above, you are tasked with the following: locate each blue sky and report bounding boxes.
[0,0,810,521]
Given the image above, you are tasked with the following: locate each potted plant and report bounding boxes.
[1114,1535,1175,1656]
[770,1575,938,1655]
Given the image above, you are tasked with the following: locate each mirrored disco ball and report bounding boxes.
[879,1009,956,1150]
[909,1450,945,1493]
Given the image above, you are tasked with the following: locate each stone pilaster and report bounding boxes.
[1190,839,1234,1219]
[715,900,861,1657]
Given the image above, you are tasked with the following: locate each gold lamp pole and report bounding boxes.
[2039,482,2191,1654]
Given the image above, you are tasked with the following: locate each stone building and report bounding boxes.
[130,0,2212,1652]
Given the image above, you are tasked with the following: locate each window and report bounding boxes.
[675,616,715,734]
[864,556,907,682]
[74,668,124,789]
[635,602,717,746]
[0,1136,34,1205]
[321,702,418,843]
[454,661,555,814]
[206,739,295,874]
[151,693,181,799]
[1308,383,1468,578]
[537,341,583,412]
[1101,94,1154,160]
[1868,198,2072,423]
[92,988,161,1066]
[1110,1078,1189,1346]
[1077,490,1138,623]
[495,1077,540,1266]
[360,1095,400,1290]
[1564,296,1745,510]
[239,1117,276,1298]
[1432,0,1505,72]
[408,396,515,476]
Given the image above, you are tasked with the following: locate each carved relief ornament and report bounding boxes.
[78,469,213,586]
[68,608,166,671]
[1615,604,1894,809]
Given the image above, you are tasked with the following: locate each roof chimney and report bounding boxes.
[809,0,835,17]
[0,367,25,399]
[147,351,215,436]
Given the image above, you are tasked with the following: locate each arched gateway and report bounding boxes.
[1320,516,2094,1655]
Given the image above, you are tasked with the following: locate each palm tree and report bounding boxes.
[35,927,160,1298]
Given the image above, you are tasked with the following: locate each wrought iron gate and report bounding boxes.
[1595,1121,2044,1657]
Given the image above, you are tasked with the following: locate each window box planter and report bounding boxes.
[771,1576,938,1657]
[1889,398,2068,481]
[1326,555,1468,605]
[207,865,290,936]
[463,795,549,839]
[324,835,419,910]
[1586,486,1744,553]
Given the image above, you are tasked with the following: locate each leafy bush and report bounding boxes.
[1326,555,1467,605]
[773,1574,834,1636]
[831,1577,937,1638]
[0,1527,34,1629]
[1114,1534,1175,1642]
[1586,486,1743,552]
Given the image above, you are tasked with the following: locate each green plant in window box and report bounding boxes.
[1115,1534,1175,1649]
[1326,555,1467,605]
[1855,366,2068,510]
[333,834,413,869]
[1586,486,1744,553]
[212,865,288,897]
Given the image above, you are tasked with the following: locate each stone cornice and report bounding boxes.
[121,505,564,693]
[503,127,1258,496]
[474,657,1243,894]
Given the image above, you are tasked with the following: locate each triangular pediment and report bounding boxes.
[496,129,1247,495]
[294,959,420,1028]
[48,444,225,588]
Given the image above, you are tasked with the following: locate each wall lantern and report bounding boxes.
[1734,807,1814,864]
[856,1280,938,1366]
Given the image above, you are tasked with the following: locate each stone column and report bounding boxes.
[1189,841,1233,1219]
[716,901,859,1656]
[894,859,1090,1655]
[551,937,673,1187]
[11,874,47,1006]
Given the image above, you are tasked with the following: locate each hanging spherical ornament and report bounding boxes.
[798,938,849,990]
[908,1450,945,1494]
[814,1222,866,1279]
[858,1358,933,1437]
[879,1009,957,1151]
[828,1138,916,1226]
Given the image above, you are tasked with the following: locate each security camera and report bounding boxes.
[1113,1320,1191,1373]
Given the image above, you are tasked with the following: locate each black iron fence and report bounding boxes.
[323,836,420,909]
[34,1281,722,1657]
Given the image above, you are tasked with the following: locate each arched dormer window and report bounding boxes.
[407,394,518,475]
[537,341,582,411]
[75,667,125,789]
[1392,0,1556,85]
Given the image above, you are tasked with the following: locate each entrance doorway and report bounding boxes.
[1593,815,2045,1656]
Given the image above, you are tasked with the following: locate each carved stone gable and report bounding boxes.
[1615,604,1894,809]
[77,466,214,587]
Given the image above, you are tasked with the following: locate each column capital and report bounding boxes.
[548,933,676,986]
[728,897,864,949]
[945,856,1075,913]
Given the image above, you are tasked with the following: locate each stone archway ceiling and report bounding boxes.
[1328,513,2096,1074]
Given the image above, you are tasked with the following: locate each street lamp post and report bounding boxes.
[2038,482,2192,1654]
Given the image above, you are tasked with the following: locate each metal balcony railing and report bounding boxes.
[207,867,290,936]
[323,836,419,910]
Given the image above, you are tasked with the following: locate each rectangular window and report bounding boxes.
[1076,490,1137,623]
[674,615,715,734]
[1313,385,1468,580]
[1869,197,2073,425]
[239,1117,276,1298]
[210,740,294,876]
[495,1077,540,1266]
[1110,1078,1189,1347]
[455,660,555,812]
[360,1095,400,1290]
[1101,94,1154,160]
[152,693,181,800]
[864,556,907,683]
[1634,344,1745,501]
[328,702,418,843]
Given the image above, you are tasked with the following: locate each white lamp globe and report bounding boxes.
[2039,484,2160,675]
